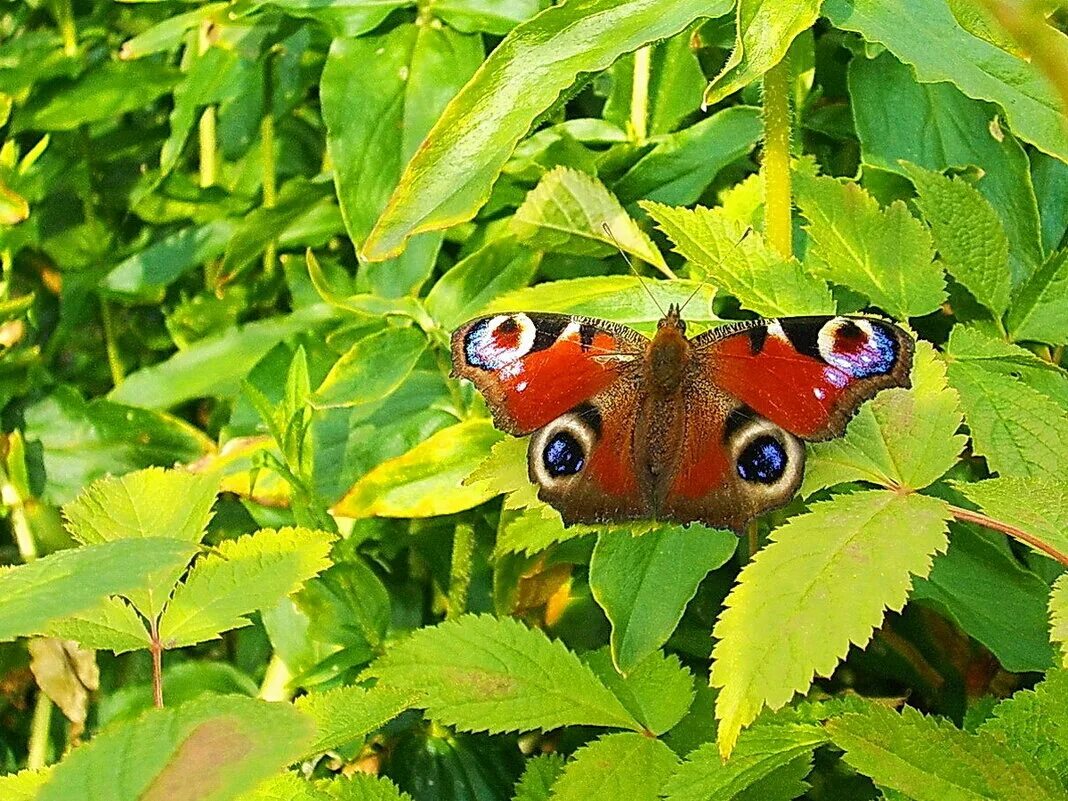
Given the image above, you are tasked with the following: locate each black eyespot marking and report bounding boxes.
[531,316,569,353]
[781,318,823,360]
[543,431,585,477]
[497,317,520,335]
[724,405,756,440]
[746,326,767,354]
[737,435,788,484]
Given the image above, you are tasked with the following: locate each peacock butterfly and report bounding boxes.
[451,304,913,532]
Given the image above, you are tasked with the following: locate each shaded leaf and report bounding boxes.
[1008,249,1068,345]
[548,732,677,801]
[1053,575,1068,668]
[979,670,1068,786]
[512,754,565,801]
[312,327,427,413]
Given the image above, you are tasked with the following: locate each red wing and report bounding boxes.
[452,312,647,435]
[691,316,914,440]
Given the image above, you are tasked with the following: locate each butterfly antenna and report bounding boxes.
[601,222,666,317]
[678,225,754,315]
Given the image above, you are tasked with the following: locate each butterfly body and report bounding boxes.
[452,307,912,532]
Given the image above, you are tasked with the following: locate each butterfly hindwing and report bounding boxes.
[451,312,647,435]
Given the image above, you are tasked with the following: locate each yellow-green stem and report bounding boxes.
[197,22,217,188]
[762,53,794,259]
[447,522,475,619]
[50,0,77,56]
[261,53,278,279]
[257,653,292,701]
[630,46,652,144]
[99,298,124,387]
[27,690,52,769]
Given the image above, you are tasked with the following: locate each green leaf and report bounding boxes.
[712,490,950,756]
[294,684,416,758]
[945,327,1068,478]
[1053,576,1068,668]
[803,341,965,494]
[317,774,414,801]
[663,723,826,801]
[586,649,695,736]
[430,0,541,35]
[547,732,678,801]
[63,467,218,546]
[312,327,427,413]
[334,419,505,518]
[511,167,669,275]
[0,769,50,801]
[361,0,732,261]
[911,525,1055,672]
[1032,151,1068,256]
[825,704,1064,801]
[825,0,1068,164]
[642,201,834,317]
[590,524,736,673]
[1008,250,1068,345]
[44,597,151,654]
[425,238,541,331]
[512,754,565,801]
[703,0,821,106]
[158,527,333,649]
[613,106,763,207]
[980,670,1068,786]
[368,614,640,733]
[238,772,326,801]
[951,477,1068,562]
[849,50,1043,285]
[794,173,945,319]
[901,163,1011,316]
[38,695,314,801]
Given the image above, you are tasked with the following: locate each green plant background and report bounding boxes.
[0,1,1066,800]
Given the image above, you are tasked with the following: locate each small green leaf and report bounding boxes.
[238,772,326,801]
[158,527,333,649]
[663,723,826,801]
[44,598,151,654]
[979,670,1068,785]
[512,167,668,275]
[334,420,505,518]
[295,684,416,759]
[825,704,1064,801]
[513,754,565,801]
[901,163,1011,316]
[368,614,640,733]
[0,538,195,643]
[712,490,950,756]
[584,649,695,736]
[703,0,821,106]
[642,201,834,317]
[803,341,965,494]
[590,524,736,673]
[37,695,314,801]
[951,477,1068,563]
[0,769,50,801]
[547,732,678,801]
[312,327,427,413]
[1051,576,1068,668]
[794,173,945,319]
[317,773,414,801]
[1008,250,1068,345]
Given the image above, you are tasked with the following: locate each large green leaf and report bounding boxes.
[825,704,1064,801]
[711,490,950,755]
[548,733,677,801]
[312,327,427,413]
[368,614,640,733]
[360,0,732,260]
[0,538,196,643]
[584,649,696,736]
[1008,250,1068,345]
[979,670,1068,785]
[589,525,736,674]
[825,0,1068,164]
[951,477,1068,563]
[37,695,314,801]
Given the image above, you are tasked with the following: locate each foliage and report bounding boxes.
[0,1,1066,800]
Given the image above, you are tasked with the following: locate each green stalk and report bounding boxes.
[447,522,475,619]
[257,654,293,702]
[261,52,278,280]
[762,53,794,260]
[50,0,77,56]
[630,46,652,144]
[27,690,53,769]
[197,22,217,188]
[99,297,124,387]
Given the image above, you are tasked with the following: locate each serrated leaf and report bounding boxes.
[794,173,945,319]
[1008,249,1068,345]
[1051,575,1068,668]
[663,723,826,801]
[548,732,677,801]
[44,597,150,654]
[317,773,414,801]
[585,649,695,736]
[0,769,51,801]
[334,420,505,519]
[945,327,1068,478]
[803,341,965,494]
[512,167,668,274]
[0,538,195,643]
[979,670,1068,786]
[238,772,326,801]
[294,684,415,758]
[38,695,314,801]
[642,201,833,317]
[825,704,1064,801]
[951,477,1068,563]
[590,525,736,673]
[902,163,1011,316]
[368,614,640,734]
[712,490,951,756]
[513,754,565,801]
[703,0,821,107]
[311,327,427,413]
[158,528,333,649]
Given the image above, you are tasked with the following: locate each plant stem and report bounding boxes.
[745,520,759,561]
[27,690,52,769]
[197,21,217,189]
[99,297,124,387]
[949,504,1068,566]
[149,622,164,708]
[762,52,794,259]
[50,0,77,56]
[261,51,278,280]
[630,46,652,144]
[447,522,475,619]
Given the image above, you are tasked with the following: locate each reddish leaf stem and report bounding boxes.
[149,621,164,708]
[948,504,1068,566]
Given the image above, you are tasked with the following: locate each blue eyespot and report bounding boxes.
[737,436,787,484]
[543,431,585,477]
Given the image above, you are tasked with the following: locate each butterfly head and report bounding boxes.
[656,303,687,336]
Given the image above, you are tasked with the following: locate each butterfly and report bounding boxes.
[451,304,913,532]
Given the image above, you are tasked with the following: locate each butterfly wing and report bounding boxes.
[661,315,913,531]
